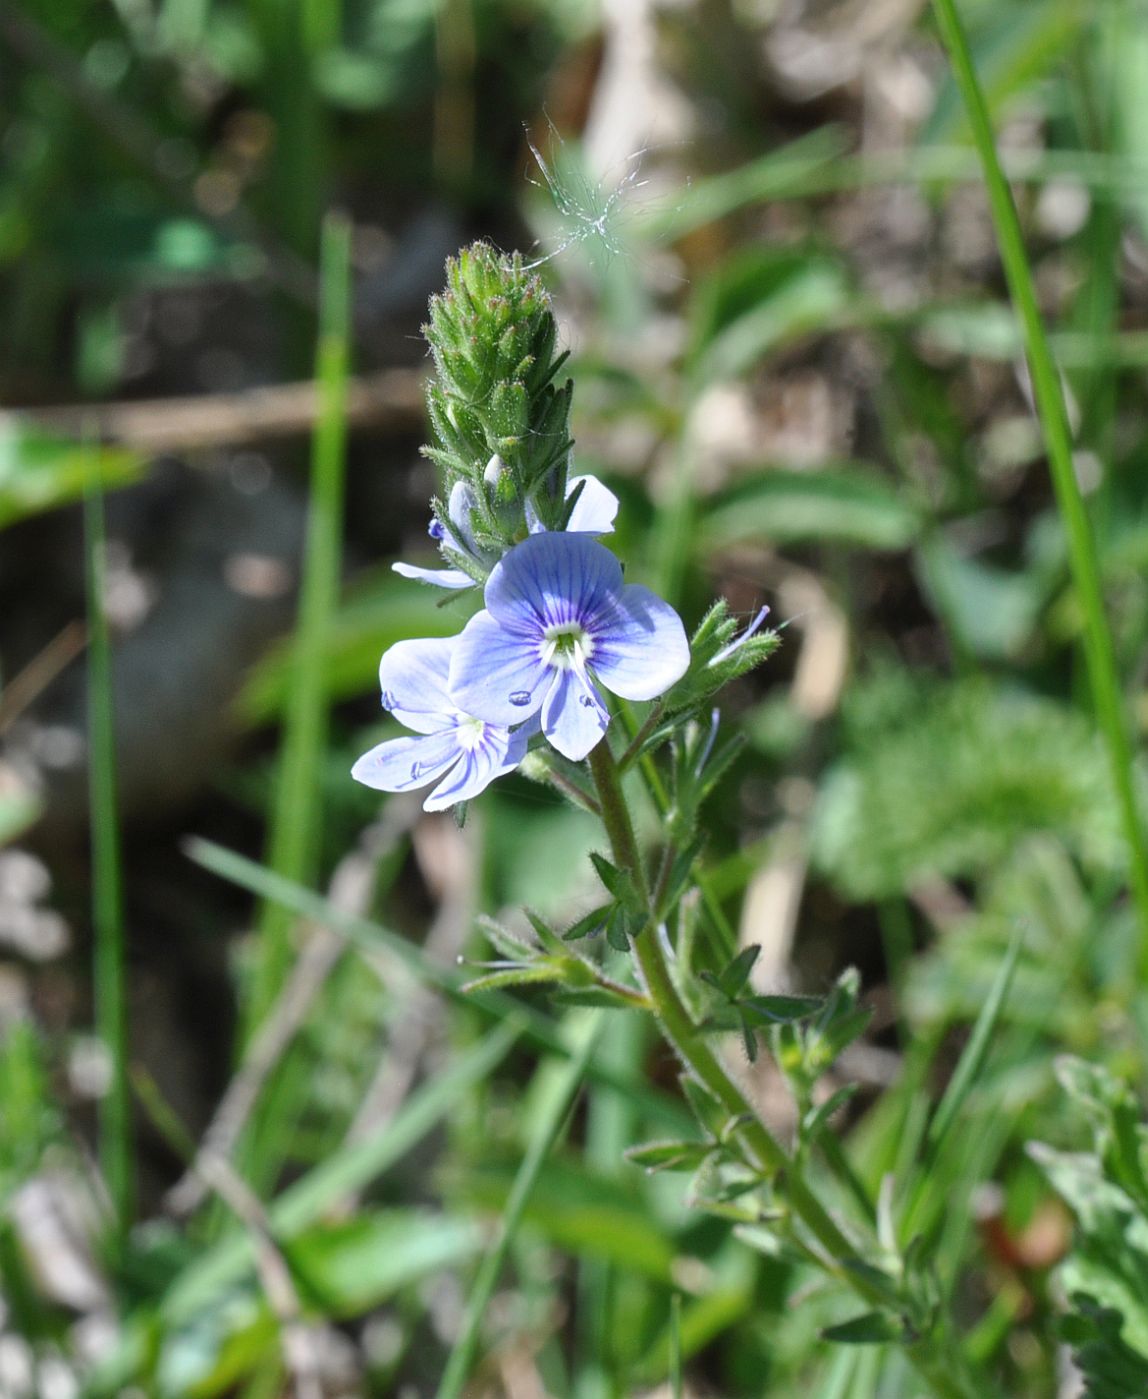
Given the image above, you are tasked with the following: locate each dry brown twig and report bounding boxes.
[3,368,425,456]
[0,623,88,734]
[165,797,423,1217]
[344,811,481,1155]
[190,1150,329,1399]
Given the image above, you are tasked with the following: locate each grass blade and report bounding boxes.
[186,836,694,1131]
[247,211,352,1034]
[84,1021,522,1396]
[930,0,1148,964]
[927,925,1024,1162]
[435,1012,603,1399]
[165,1019,522,1320]
[84,449,133,1240]
[898,928,1023,1251]
[577,1007,645,1380]
[670,1292,683,1399]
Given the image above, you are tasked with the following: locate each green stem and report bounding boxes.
[248,212,352,1038]
[931,0,1148,967]
[586,738,989,1399]
[618,701,666,771]
[615,702,737,960]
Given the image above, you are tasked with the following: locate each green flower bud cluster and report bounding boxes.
[422,242,575,557]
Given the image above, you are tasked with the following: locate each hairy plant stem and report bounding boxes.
[618,700,666,771]
[586,737,989,1399]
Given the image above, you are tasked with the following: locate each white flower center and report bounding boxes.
[454,715,487,751]
[541,621,594,670]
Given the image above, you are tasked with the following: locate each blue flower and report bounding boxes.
[352,636,535,810]
[393,466,618,591]
[447,532,689,761]
[393,481,487,590]
[525,472,618,536]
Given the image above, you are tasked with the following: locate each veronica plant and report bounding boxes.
[353,244,992,1398]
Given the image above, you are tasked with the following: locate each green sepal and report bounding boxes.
[560,904,611,941]
[664,600,779,715]
[476,914,538,964]
[739,994,824,1026]
[461,965,566,994]
[654,835,705,918]
[625,1139,714,1173]
[821,1312,906,1345]
[605,904,632,952]
[699,946,823,1060]
[485,379,530,449]
[706,945,760,999]
[523,907,571,959]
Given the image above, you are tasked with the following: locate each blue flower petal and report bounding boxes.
[377,636,457,731]
[449,611,550,726]
[392,561,475,590]
[565,475,619,534]
[447,481,480,551]
[351,728,460,793]
[506,710,541,757]
[423,727,521,810]
[541,665,610,761]
[590,584,690,701]
[485,532,623,632]
[525,473,618,536]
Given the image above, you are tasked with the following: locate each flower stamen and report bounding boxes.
[541,621,594,670]
[454,715,487,751]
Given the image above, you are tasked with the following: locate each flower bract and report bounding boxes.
[448,532,689,761]
[351,636,534,810]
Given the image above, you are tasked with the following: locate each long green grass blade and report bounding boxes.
[930,0,1148,963]
[248,211,352,1034]
[577,1006,644,1380]
[85,1021,521,1396]
[651,134,1148,244]
[925,926,1023,1159]
[670,1292,683,1399]
[435,1013,603,1399]
[186,837,693,1131]
[165,1020,521,1320]
[902,927,1024,1243]
[84,452,133,1241]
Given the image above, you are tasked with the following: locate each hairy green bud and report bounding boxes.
[421,243,573,553]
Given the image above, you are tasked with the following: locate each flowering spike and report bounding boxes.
[391,242,597,589]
